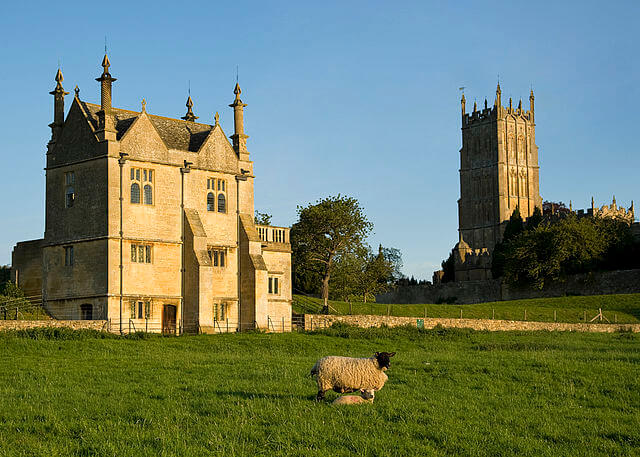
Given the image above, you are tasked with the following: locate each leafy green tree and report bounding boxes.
[500,215,638,288]
[527,206,543,230]
[254,211,272,226]
[491,207,526,279]
[441,251,455,283]
[0,265,10,285]
[291,195,373,309]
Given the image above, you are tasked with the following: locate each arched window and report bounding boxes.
[65,186,75,208]
[207,192,215,212]
[131,183,140,204]
[217,194,226,213]
[80,304,93,320]
[143,184,153,205]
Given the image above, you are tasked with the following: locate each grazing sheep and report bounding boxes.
[310,352,396,401]
[332,389,375,405]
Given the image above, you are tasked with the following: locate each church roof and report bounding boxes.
[79,101,212,152]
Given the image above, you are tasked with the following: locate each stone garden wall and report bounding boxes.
[304,314,640,333]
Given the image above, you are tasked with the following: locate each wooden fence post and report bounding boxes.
[554,310,557,322]
[524,309,527,321]
[492,309,495,320]
[460,309,462,319]
[387,304,390,316]
[424,307,426,319]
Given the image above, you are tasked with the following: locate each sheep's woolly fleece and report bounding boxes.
[311,355,389,394]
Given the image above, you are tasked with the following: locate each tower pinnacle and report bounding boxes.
[495,82,501,107]
[229,83,248,157]
[95,54,117,140]
[48,67,69,146]
[461,93,466,116]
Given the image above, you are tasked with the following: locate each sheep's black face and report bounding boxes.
[375,352,396,370]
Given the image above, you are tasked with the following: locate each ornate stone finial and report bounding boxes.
[569,200,573,211]
[518,99,522,111]
[181,95,198,122]
[495,82,502,107]
[49,67,69,143]
[612,195,617,209]
[473,100,477,112]
[484,98,488,109]
[74,85,80,98]
[234,82,242,98]
[509,97,513,111]
[214,112,220,126]
[591,196,595,209]
[631,200,635,215]
[101,53,111,73]
[96,53,116,114]
[141,98,146,113]
[461,93,466,115]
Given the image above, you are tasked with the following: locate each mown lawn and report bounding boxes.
[0,326,638,456]
[293,293,640,324]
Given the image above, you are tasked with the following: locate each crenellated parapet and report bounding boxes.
[573,196,635,225]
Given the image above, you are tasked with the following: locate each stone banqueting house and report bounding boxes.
[11,55,292,334]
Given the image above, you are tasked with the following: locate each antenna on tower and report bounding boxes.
[236,65,239,84]
[104,36,107,54]
[188,79,191,96]
[458,86,465,93]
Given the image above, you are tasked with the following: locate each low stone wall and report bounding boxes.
[304,314,640,333]
[0,320,110,332]
[377,269,640,304]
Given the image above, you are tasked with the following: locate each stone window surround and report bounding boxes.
[207,247,227,268]
[206,177,227,213]
[64,245,74,266]
[64,171,75,208]
[130,243,153,264]
[130,167,154,205]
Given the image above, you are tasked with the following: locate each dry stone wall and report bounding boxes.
[304,314,640,333]
[0,320,110,332]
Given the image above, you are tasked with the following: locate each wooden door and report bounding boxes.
[162,305,177,334]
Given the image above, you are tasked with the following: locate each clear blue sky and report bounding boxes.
[1,0,638,278]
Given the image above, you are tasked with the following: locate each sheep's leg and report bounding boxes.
[316,390,326,401]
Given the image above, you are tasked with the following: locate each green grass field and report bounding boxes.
[0,326,638,456]
[293,293,640,324]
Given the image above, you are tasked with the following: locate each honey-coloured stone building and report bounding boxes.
[11,55,292,334]
[454,84,542,281]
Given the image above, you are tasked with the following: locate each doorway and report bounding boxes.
[162,304,177,334]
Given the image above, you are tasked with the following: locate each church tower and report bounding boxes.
[456,84,542,279]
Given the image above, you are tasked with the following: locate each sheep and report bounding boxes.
[332,389,375,405]
[310,352,396,401]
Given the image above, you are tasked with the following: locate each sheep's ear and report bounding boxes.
[374,352,380,357]
[389,352,396,357]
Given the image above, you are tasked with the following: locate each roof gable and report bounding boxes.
[119,112,169,161]
[48,97,99,168]
[195,124,239,174]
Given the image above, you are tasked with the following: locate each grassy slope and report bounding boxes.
[293,293,640,324]
[0,327,638,456]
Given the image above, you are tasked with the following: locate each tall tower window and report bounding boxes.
[64,246,74,266]
[207,192,215,212]
[218,194,226,213]
[64,171,75,208]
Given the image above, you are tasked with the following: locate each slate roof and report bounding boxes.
[79,101,213,152]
